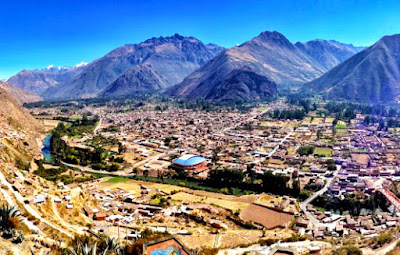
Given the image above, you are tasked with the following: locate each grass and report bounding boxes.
[256,107,268,112]
[335,124,346,129]
[105,177,131,183]
[335,128,347,133]
[314,147,332,157]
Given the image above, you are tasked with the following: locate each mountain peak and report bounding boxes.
[256,31,293,48]
[376,33,400,48]
[142,33,200,46]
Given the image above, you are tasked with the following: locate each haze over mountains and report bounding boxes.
[7,30,369,101]
[303,34,400,104]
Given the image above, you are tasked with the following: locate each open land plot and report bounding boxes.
[286,146,297,156]
[255,194,298,213]
[170,192,249,212]
[99,177,187,195]
[179,230,264,249]
[42,119,62,129]
[311,118,324,124]
[240,204,293,229]
[325,117,335,124]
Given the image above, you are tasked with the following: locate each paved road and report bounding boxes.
[222,107,270,133]
[267,129,294,157]
[300,165,341,226]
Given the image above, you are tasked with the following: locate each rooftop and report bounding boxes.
[173,154,206,166]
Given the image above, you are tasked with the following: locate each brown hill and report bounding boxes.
[302,34,400,104]
[0,81,42,104]
[0,86,43,161]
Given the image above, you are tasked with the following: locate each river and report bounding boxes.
[42,134,55,164]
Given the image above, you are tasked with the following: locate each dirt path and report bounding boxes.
[362,239,399,255]
[47,194,86,235]
[0,187,43,235]
[0,170,75,238]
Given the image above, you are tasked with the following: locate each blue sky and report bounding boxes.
[0,0,399,79]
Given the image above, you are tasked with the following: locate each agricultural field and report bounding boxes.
[170,192,249,212]
[240,204,293,229]
[314,147,332,157]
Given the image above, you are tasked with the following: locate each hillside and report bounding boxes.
[302,34,400,104]
[0,81,42,104]
[42,34,224,99]
[295,39,365,70]
[7,64,86,95]
[100,65,167,97]
[167,31,327,100]
[0,86,43,161]
[177,67,278,100]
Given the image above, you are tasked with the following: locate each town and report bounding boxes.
[0,97,392,254]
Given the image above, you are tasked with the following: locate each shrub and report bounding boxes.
[332,245,362,255]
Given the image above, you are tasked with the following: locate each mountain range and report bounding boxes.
[295,39,365,70]
[34,34,223,99]
[302,34,400,104]
[8,31,367,101]
[167,31,363,100]
[7,64,87,95]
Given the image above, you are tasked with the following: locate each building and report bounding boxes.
[171,154,207,172]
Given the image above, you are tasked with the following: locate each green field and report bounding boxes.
[256,106,268,112]
[314,147,332,157]
[335,124,346,129]
[335,128,347,133]
[105,177,131,183]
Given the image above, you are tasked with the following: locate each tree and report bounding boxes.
[327,164,337,171]
[245,164,256,183]
[297,146,314,156]
[108,162,121,172]
[292,179,301,197]
[118,143,127,154]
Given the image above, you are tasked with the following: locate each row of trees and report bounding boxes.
[50,119,122,171]
[204,167,300,197]
[269,109,307,120]
[312,192,387,216]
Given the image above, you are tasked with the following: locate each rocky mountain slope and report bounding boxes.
[0,81,41,104]
[99,65,167,97]
[295,39,365,70]
[42,34,224,99]
[185,67,278,100]
[7,64,87,95]
[167,31,327,100]
[302,34,400,104]
[0,86,43,161]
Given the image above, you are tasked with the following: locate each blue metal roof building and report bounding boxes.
[172,154,206,166]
